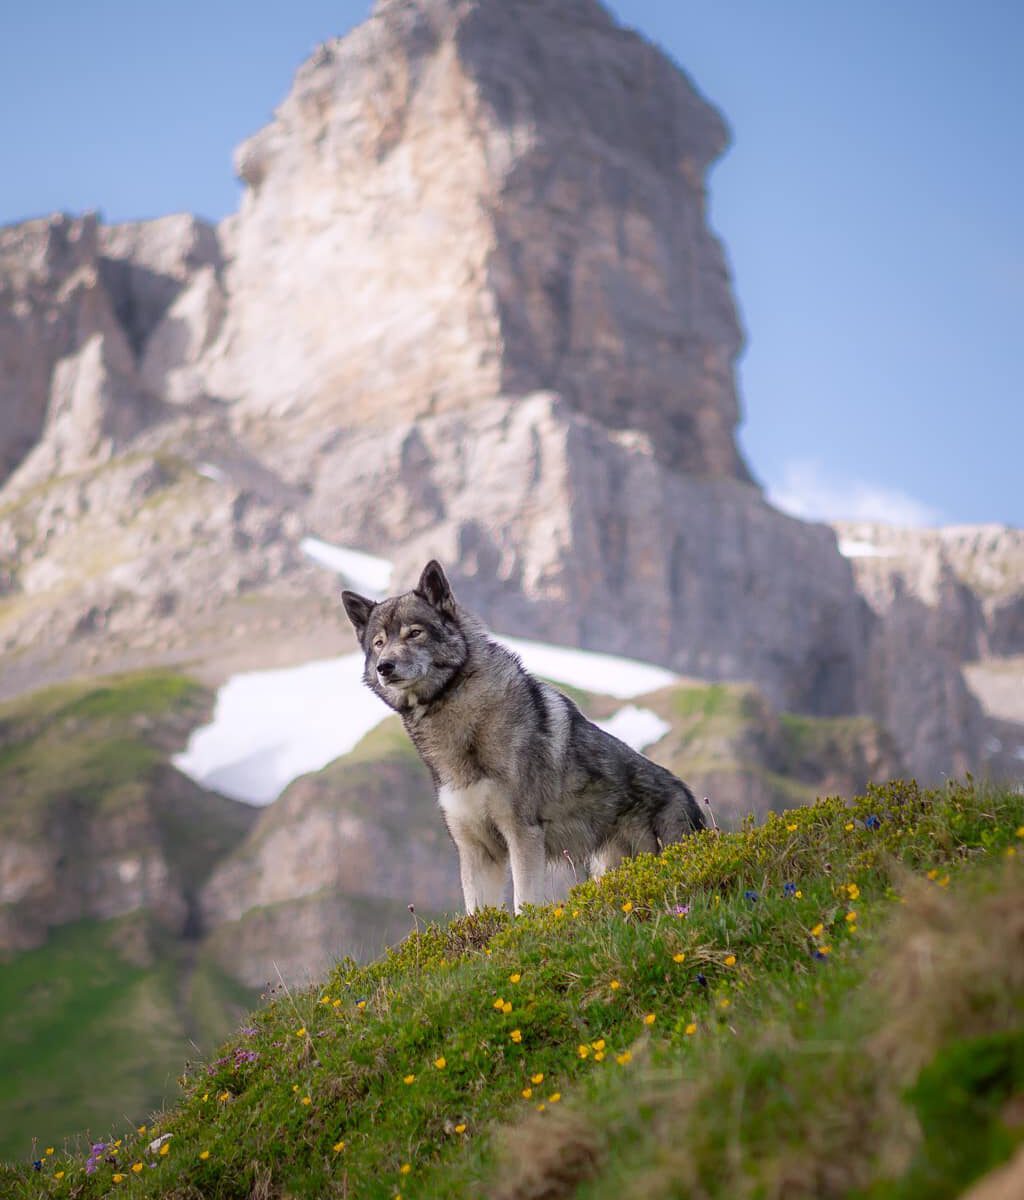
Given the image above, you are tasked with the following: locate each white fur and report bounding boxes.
[438,781,547,914]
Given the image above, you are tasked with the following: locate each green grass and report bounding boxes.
[5,779,1022,1198]
[0,917,253,1162]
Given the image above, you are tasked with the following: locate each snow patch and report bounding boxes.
[597,705,671,751]
[837,539,898,559]
[173,654,390,805]
[196,462,227,483]
[500,637,677,699]
[300,537,393,597]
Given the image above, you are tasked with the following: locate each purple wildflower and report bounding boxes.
[85,1158,97,1175]
[813,949,829,961]
[672,904,690,918]
[240,1026,258,1037]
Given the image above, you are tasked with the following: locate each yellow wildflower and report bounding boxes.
[536,1103,547,1112]
[113,1140,122,1148]
[591,1041,605,1052]
[509,973,521,983]
[113,1173,125,1183]
[531,1072,545,1084]
[510,1029,523,1043]
[594,1050,606,1061]
[673,952,686,963]
[724,954,736,967]
[845,822,855,831]
[643,1013,656,1026]
[320,995,331,1005]
[295,1026,306,1037]
[1016,826,1024,838]
[292,1084,299,1092]
[938,875,950,887]
[685,1023,697,1036]
[846,910,857,922]
[45,1148,54,1156]
[332,998,342,1008]
[849,924,858,932]
[811,923,824,937]
[132,1163,144,1173]
[301,1096,312,1106]
[493,997,505,1011]
[160,1143,171,1157]
[521,1087,533,1099]
[719,998,731,1009]
[572,909,581,918]
[333,1140,346,1153]
[202,1092,209,1102]
[199,1151,210,1161]
[502,1000,513,1014]
[846,883,860,900]
[400,1164,412,1176]
[553,907,565,918]
[616,1050,632,1065]
[549,1092,562,1103]
[609,980,621,991]
[403,1074,416,1085]
[356,1000,367,1010]
[795,890,803,899]
[621,900,634,913]
[926,868,940,880]
[54,1173,64,1180]
[1006,847,1017,858]
[578,1043,590,1058]
[137,1125,147,1134]
[434,1056,447,1069]
[455,1123,467,1134]
[218,1090,230,1102]
[819,945,832,956]
[786,823,798,832]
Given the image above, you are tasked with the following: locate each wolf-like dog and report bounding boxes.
[342,561,705,914]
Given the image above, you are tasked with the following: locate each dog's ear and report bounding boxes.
[416,560,455,614]
[342,590,376,642]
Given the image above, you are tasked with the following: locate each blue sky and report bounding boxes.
[2,1,1021,527]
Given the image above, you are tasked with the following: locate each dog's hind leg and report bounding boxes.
[588,842,626,881]
[507,825,547,914]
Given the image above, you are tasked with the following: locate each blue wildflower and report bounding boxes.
[783,882,797,897]
[744,890,759,902]
[865,814,881,829]
[696,972,708,987]
[33,1161,42,1172]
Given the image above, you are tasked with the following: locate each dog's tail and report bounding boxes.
[656,781,707,844]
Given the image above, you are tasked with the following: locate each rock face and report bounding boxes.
[200,721,462,985]
[206,0,749,481]
[835,523,1024,782]
[0,0,1021,793]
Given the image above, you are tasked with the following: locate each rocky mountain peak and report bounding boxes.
[210,0,749,480]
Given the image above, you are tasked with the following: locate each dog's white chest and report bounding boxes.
[438,779,511,837]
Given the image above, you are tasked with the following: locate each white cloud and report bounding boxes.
[766,459,942,527]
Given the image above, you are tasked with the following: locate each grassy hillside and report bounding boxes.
[0,671,260,1161]
[6,779,1022,1199]
[0,915,254,1162]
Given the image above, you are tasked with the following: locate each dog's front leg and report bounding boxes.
[507,825,546,914]
[453,833,508,914]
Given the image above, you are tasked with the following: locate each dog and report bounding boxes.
[342,561,705,914]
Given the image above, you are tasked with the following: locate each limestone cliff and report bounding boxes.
[0,0,1020,790]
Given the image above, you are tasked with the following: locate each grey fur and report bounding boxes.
[342,560,705,913]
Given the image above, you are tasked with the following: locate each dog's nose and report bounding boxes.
[377,659,397,680]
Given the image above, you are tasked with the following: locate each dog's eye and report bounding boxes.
[407,627,424,639]
[372,636,385,651]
